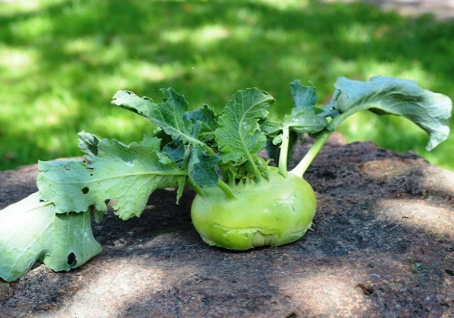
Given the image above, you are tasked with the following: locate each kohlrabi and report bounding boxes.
[0,76,451,282]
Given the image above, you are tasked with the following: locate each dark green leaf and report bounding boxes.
[188,149,220,186]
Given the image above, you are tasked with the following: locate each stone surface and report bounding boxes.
[1,134,453,318]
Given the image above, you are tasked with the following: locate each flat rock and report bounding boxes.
[1,134,453,318]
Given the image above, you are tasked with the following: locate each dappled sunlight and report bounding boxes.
[373,199,454,240]
[65,261,168,316]
[32,90,80,126]
[229,25,258,43]
[338,111,426,144]
[257,0,309,10]
[63,37,129,66]
[279,265,372,315]
[8,12,53,40]
[90,115,153,138]
[0,0,65,17]
[0,0,453,170]
[162,24,230,48]
[277,55,312,79]
[119,60,184,84]
[339,23,375,44]
[0,45,39,78]
[360,60,434,86]
[94,60,186,98]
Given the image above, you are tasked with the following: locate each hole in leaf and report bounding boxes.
[82,187,89,194]
[67,252,77,267]
[445,269,454,276]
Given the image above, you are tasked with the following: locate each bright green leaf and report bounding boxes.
[215,88,275,165]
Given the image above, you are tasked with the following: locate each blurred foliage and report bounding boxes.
[0,0,453,170]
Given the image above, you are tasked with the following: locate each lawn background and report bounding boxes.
[1,0,453,171]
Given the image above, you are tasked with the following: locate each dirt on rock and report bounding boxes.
[1,133,453,318]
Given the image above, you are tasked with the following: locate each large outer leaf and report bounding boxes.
[215,88,275,165]
[38,135,186,220]
[0,193,102,282]
[332,76,452,150]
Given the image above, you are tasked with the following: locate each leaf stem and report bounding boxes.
[186,177,206,197]
[290,130,331,177]
[278,126,290,177]
[245,151,262,183]
[216,179,237,199]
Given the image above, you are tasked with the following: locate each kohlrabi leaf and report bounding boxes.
[282,108,328,134]
[163,139,186,164]
[261,119,282,139]
[185,105,217,144]
[290,80,318,109]
[264,108,327,167]
[78,131,100,162]
[0,192,102,282]
[38,135,187,220]
[331,76,452,150]
[188,149,220,186]
[112,89,207,149]
[215,88,275,165]
[110,90,154,118]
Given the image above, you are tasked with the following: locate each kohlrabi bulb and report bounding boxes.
[191,168,317,250]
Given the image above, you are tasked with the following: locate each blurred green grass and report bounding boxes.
[0,0,453,171]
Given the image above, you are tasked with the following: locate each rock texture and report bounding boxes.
[1,134,453,318]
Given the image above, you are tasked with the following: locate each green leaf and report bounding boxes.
[290,80,318,109]
[283,108,328,134]
[185,105,217,144]
[188,149,220,186]
[112,89,207,149]
[163,139,186,164]
[78,131,100,162]
[331,76,452,150]
[215,88,275,166]
[110,90,154,119]
[38,136,187,220]
[261,119,282,139]
[264,108,327,167]
[0,193,102,282]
